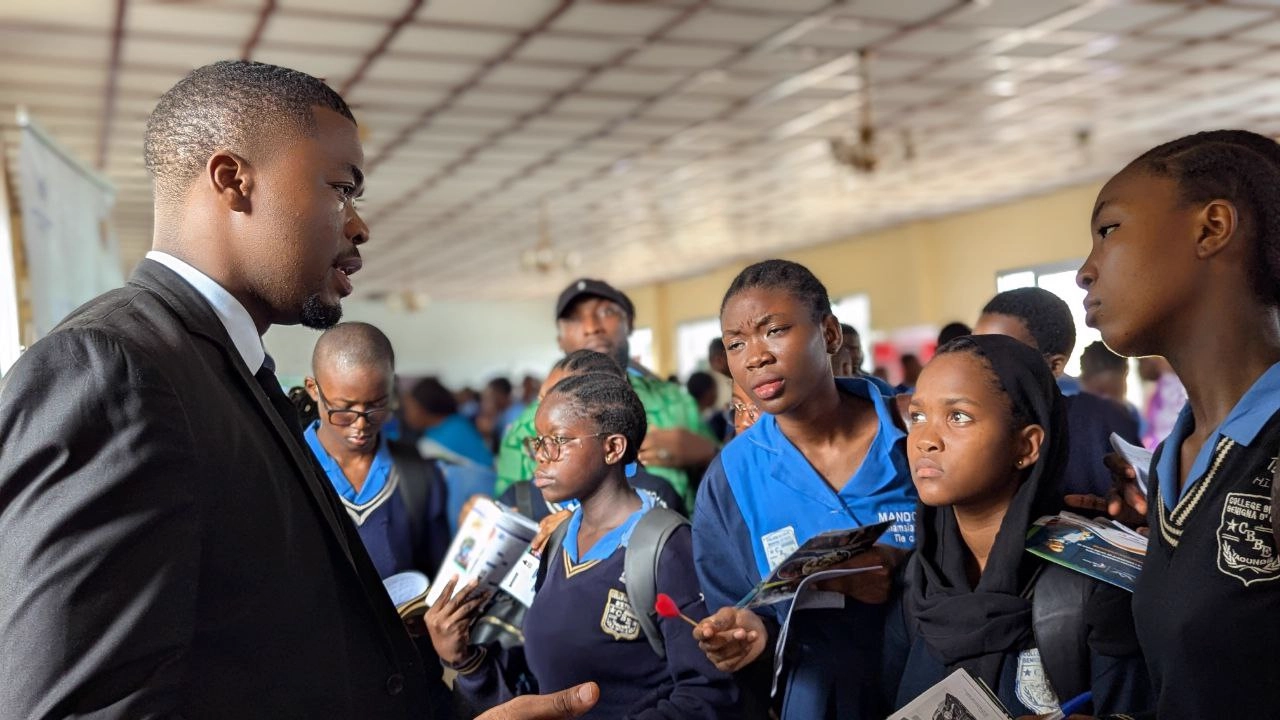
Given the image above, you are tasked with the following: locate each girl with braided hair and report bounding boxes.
[426,373,738,719]
[1078,129,1280,718]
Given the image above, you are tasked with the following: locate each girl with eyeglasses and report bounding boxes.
[426,373,739,719]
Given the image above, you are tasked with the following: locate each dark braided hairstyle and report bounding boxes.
[546,373,648,465]
[551,349,627,380]
[721,259,833,323]
[1127,129,1280,307]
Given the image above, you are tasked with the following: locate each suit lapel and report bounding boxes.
[128,260,359,571]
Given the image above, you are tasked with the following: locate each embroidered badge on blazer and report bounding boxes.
[600,588,641,641]
[1217,492,1280,587]
[1015,648,1060,714]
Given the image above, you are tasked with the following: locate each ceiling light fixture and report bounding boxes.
[520,201,581,274]
[830,50,879,174]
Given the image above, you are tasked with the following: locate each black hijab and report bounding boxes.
[904,334,1068,687]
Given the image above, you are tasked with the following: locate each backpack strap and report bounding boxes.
[535,516,571,593]
[624,507,690,660]
[1029,563,1094,704]
[388,440,429,544]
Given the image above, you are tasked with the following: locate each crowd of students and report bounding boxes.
[295,127,1280,718]
[2,59,1277,720]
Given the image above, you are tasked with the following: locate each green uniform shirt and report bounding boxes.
[495,370,717,505]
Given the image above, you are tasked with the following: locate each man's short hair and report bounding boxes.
[981,287,1076,358]
[312,322,395,376]
[145,60,354,205]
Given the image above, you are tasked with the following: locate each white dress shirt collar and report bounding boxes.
[145,251,266,373]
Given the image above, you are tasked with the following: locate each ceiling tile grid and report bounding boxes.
[5,0,1280,301]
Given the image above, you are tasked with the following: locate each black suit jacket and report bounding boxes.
[0,260,430,719]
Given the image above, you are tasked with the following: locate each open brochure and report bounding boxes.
[1109,432,1153,496]
[426,498,539,607]
[736,520,891,609]
[383,570,430,621]
[887,668,1013,720]
[1026,511,1147,592]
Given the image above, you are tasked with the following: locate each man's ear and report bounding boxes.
[207,150,253,213]
[304,376,319,403]
[1046,353,1069,378]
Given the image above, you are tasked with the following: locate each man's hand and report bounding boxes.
[695,607,768,673]
[424,577,490,666]
[638,428,716,468]
[532,510,572,555]
[476,682,600,719]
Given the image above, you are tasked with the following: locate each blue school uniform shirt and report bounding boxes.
[304,423,414,579]
[1156,361,1280,509]
[424,413,494,467]
[693,376,918,719]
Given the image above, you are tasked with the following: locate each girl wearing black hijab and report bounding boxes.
[881,335,1152,717]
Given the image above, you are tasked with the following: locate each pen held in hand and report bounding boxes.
[654,593,699,627]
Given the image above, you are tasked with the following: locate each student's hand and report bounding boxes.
[1103,452,1148,527]
[532,510,572,555]
[424,576,490,666]
[476,682,600,719]
[816,546,901,605]
[1063,493,1109,514]
[639,428,716,468]
[695,607,768,673]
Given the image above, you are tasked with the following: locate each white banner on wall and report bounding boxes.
[16,110,122,342]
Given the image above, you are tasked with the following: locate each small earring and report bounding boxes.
[1015,460,1024,468]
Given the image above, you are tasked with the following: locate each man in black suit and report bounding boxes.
[0,61,597,720]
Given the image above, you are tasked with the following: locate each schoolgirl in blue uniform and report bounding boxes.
[1076,130,1280,718]
[883,334,1151,717]
[425,373,739,719]
[692,259,918,719]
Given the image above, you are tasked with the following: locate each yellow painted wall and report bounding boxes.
[630,181,1103,376]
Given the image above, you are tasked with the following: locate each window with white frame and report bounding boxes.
[676,318,723,382]
[630,327,655,371]
[832,293,872,373]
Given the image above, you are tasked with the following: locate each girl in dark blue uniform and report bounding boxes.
[883,334,1151,717]
[692,260,918,720]
[426,373,738,719]
[1075,130,1280,718]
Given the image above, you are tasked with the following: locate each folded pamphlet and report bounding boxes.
[383,570,430,622]
[426,498,539,607]
[887,668,1013,720]
[736,520,890,609]
[1026,511,1147,592]
[1109,432,1153,496]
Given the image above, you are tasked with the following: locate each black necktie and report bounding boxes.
[254,355,305,441]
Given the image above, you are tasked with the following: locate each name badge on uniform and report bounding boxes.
[600,588,641,641]
[762,526,799,572]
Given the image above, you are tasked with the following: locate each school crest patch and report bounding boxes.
[1217,492,1280,587]
[600,588,641,641]
[1014,649,1059,714]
